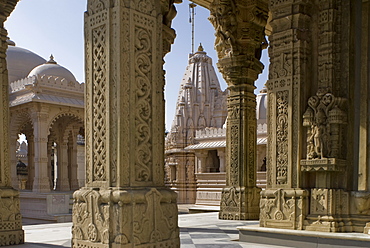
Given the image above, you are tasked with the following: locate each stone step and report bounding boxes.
[238,225,370,248]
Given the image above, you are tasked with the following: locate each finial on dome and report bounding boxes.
[47,54,57,64]
[198,43,204,52]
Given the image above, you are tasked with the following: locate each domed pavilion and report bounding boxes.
[7,39,84,222]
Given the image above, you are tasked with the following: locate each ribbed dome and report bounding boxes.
[6,43,46,83]
[28,55,77,83]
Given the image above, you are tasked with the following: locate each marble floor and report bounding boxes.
[10,211,284,248]
[9,208,370,248]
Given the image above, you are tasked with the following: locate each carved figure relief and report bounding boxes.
[303,90,347,160]
[260,189,308,230]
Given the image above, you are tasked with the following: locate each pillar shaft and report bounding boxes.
[10,135,18,188]
[57,141,70,191]
[32,110,51,192]
[209,0,268,220]
[0,0,24,245]
[72,1,180,247]
[260,0,313,230]
[69,131,79,190]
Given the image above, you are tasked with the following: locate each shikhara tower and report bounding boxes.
[165,44,227,203]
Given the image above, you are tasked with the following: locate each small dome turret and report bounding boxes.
[28,55,77,83]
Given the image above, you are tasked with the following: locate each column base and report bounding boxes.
[72,187,180,248]
[58,179,70,191]
[304,215,348,232]
[32,177,51,192]
[219,186,261,220]
[260,189,309,230]
[303,188,350,232]
[0,187,24,246]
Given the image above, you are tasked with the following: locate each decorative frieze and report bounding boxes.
[260,189,309,230]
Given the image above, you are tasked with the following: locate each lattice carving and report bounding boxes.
[92,24,107,182]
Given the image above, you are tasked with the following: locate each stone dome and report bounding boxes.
[6,41,46,83]
[28,55,77,83]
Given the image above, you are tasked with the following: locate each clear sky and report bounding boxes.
[5,0,268,130]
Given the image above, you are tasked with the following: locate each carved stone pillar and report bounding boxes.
[72,1,180,247]
[10,134,18,188]
[209,0,268,220]
[260,0,312,229]
[57,140,70,191]
[31,110,51,192]
[217,149,225,173]
[196,151,208,173]
[0,0,24,245]
[47,139,53,190]
[27,133,34,190]
[69,130,79,190]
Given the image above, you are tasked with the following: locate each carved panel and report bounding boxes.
[260,189,309,230]
[229,125,239,185]
[276,90,288,185]
[134,19,153,182]
[302,91,347,161]
[92,23,108,182]
[73,188,179,247]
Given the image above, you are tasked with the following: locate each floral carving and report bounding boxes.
[276,91,288,185]
[135,26,152,182]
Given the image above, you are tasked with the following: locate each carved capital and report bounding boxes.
[218,55,264,88]
[209,0,268,60]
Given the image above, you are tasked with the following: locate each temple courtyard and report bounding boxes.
[9,206,370,248]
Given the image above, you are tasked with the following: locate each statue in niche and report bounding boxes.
[302,91,346,160]
[310,109,327,159]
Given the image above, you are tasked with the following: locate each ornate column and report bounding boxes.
[26,133,35,190]
[57,139,70,191]
[31,109,51,192]
[10,134,18,188]
[209,0,268,220]
[69,129,80,190]
[195,151,208,173]
[0,0,24,245]
[217,149,225,173]
[260,0,312,230]
[72,1,180,247]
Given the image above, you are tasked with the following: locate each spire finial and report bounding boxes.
[198,43,204,52]
[47,54,57,64]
